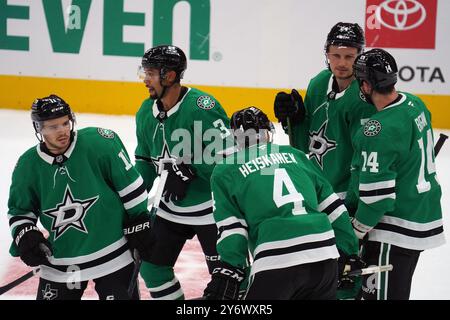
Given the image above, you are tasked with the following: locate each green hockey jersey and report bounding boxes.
[211,143,358,277]
[348,93,445,250]
[291,70,376,197]
[135,87,232,226]
[8,128,148,282]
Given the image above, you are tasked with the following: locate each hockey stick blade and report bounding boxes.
[434,133,448,157]
[344,264,393,277]
[0,267,40,295]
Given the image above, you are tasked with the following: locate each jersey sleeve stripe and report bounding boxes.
[135,154,153,163]
[327,205,347,224]
[359,179,395,191]
[360,193,396,204]
[317,193,340,212]
[118,176,144,197]
[217,216,248,229]
[123,191,148,210]
[120,183,147,205]
[9,218,38,233]
[217,229,249,245]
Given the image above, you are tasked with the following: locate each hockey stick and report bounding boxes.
[0,243,51,296]
[0,267,40,295]
[127,169,169,298]
[286,117,294,147]
[434,133,448,156]
[343,264,393,277]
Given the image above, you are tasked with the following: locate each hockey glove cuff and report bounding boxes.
[14,224,52,267]
[203,262,245,300]
[123,214,154,262]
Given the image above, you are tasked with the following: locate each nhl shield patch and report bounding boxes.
[97,128,115,139]
[363,120,382,137]
[196,96,216,110]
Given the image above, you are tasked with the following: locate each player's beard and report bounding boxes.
[46,133,71,154]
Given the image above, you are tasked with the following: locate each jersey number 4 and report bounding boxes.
[273,168,306,215]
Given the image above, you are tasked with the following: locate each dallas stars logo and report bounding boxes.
[308,122,337,169]
[41,284,58,300]
[150,143,176,174]
[43,185,98,240]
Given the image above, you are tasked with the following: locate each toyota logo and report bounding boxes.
[375,0,426,31]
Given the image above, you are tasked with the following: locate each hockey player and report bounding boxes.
[273,22,376,299]
[135,45,233,299]
[350,49,445,300]
[204,107,362,300]
[7,95,154,300]
[274,22,375,201]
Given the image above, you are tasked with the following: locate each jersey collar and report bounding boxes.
[382,93,406,111]
[152,87,191,119]
[36,131,78,165]
[327,75,349,100]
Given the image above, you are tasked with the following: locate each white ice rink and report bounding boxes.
[0,108,449,299]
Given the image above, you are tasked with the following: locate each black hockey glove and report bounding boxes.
[338,250,366,290]
[123,214,154,262]
[14,224,52,267]
[162,162,196,202]
[274,89,305,127]
[203,262,245,300]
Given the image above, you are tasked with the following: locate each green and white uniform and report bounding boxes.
[291,70,376,198]
[135,87,232,299]
[348,93,445,249]
[211,143,358,279]
[8,128,148,283]
[135,87,232,224]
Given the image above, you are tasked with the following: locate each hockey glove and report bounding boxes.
[203,262,245,300]
[274,89,305,126]
[338,251,366,290]
[162,162,196,202]
[14,224,52,267]
[123,214,154,262]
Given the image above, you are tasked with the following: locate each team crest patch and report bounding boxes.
[97,128,115,139]
[196,96,216,110]
[363,120,382,137]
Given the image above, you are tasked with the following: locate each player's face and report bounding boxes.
[41,115,72,154]
[327,45,359,80]
[142,67,163,99]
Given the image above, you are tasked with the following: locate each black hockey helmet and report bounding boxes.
[231,106,274,132]
[141,45,187,81]
[325,22,365,52]
[31,94,75,140]
[31,94,73,123]
[353,48,398,91]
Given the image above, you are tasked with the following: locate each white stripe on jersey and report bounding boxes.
[123,191,148,210]
[250,245,339,277]
[360,179,395,191]
[217,229,249,245]
[217,216,248,229]
[253,230,336,257]
[118,176,144,197]
[361,194,396,204]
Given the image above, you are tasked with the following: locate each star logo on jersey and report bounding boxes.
[363,120,382,137]
[196,95,216,110]
[308,121,337,169]
[43,185,98,240]
[41,284,58,300]
[150,143,176,174]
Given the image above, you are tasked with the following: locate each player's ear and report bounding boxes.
[164,70,177,85]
